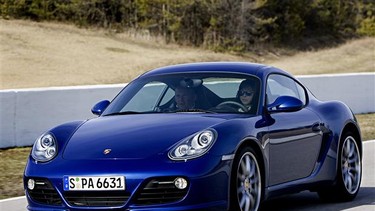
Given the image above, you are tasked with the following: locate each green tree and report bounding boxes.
[358,0,375,36]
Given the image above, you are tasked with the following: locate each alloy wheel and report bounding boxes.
[341,136,361,194]
[236,152,261,211]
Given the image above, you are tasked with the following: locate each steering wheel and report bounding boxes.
[216,101,248,112]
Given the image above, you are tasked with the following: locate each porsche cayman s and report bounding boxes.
[24,62,362,211]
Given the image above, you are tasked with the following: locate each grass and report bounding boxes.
[268,38,375,75]
[0,19,249,89]
[0,147,29,199]
[1,19,374,89]
[356,113,375,142]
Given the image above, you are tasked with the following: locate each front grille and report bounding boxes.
[27,178,62,205]
[64,191,130,207]
[134,177,189,205]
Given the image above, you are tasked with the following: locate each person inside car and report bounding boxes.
[174,86,197,110]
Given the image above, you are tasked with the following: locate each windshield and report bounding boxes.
[102,73,261,115]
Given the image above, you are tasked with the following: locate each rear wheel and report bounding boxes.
[230,147,262,211]
[318,132,362,201]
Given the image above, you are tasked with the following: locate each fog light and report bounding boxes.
[28,179,35,190]
[174,177,188,190]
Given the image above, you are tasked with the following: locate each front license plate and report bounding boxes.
[63,176,125,191]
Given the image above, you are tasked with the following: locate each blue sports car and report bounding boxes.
[24,62,362,211]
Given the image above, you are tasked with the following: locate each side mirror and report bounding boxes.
[267,96,303,113]
[91,100,110,116]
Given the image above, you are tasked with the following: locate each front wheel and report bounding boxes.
[318,132,362,201]
[230,147,262,211]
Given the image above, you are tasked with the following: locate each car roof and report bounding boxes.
[140,62,291,79]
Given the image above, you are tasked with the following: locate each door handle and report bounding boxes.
[313,123,330,133]
[312,123,321,132]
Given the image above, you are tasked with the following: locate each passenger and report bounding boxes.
[237,79,257,113]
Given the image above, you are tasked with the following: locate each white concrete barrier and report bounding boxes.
[298,73,375,114]
[1,85,123,148]
[0,73,374,148]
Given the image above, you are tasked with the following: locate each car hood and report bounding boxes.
[62,113,233,160]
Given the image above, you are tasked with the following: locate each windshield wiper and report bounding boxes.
[174,109,216,114]
[105,109,216,116]
[103,111,142,116]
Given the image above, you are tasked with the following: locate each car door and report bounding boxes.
[266,74,323,186]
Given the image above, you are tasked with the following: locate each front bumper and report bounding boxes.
[24,155,231,210]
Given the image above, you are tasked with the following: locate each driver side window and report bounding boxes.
[266,74,307,105]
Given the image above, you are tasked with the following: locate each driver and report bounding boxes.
[174,86,197,110]
[237,79,257,113]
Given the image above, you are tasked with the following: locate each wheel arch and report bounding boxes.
[311,100,363,166]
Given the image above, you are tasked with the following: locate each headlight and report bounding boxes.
[31,133,58,162]
[169,129,217,161]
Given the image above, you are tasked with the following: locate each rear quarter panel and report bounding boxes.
[308,98,362,172]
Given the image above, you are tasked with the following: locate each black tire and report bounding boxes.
[318,132,362,202]
[230,147,262,211]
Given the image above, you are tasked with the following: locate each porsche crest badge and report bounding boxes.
[103,149,112,155]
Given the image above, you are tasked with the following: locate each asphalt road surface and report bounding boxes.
[1,141,374,211]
